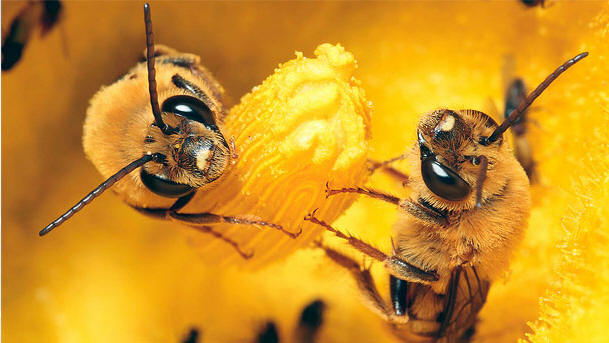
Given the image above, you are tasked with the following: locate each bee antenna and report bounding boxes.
[485,52,588,144]
[39,153,165,236]
[144,3,173,135]
[474,155,488,208]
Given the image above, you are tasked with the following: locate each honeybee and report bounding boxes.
[2,0,63,71]
[306,52,588,342]
[39,3,297,255]
[504,78,537,182]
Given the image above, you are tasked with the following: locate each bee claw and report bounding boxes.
[242,249,255,259]
[289,225,303,239]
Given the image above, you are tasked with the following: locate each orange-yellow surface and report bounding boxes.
[2,2,608,343]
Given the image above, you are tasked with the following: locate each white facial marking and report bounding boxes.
[438,114,455,132]
[196,149,212,171]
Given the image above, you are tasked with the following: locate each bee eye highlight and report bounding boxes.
[140,169,194,198]
[161,95,217,130]
[421,159,471,201]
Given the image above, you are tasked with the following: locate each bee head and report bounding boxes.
[140,95,230,198]
[416,109,503,207]
[414,52,588,208]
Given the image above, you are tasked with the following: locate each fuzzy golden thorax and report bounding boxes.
[397,108,531,283]
[409,109,518,212]
[142,113,230,188]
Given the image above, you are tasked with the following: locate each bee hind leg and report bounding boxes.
[130,205,256,259]
[317,243,397,321]
[190,225,254,259]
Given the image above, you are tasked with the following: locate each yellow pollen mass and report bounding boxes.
[177,43,371,267]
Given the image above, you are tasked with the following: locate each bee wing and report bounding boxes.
[438,266,490,340]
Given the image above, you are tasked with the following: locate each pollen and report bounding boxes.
[180,43,371,266]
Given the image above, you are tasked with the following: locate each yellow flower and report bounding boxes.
[2,2,608,343]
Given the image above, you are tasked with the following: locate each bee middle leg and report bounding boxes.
[305,212,439,284]
[190,225,254,259]
[368,155,409,185]
[325,184,400,206]
[133,195,300,238]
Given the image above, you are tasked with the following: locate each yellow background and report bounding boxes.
[3,1,608,343]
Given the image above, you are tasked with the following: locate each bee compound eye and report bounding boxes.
[140,169,194,198]
[161,95,217,130]
[421,159,471,201]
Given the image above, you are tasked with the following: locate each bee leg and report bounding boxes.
[190,225,254,259]
[325,184,400,206]
[305,211,389,262]
[390,275,408,317]
[368,155,410,185]
[384,256,439,284]
[401,200,449,227]
[316,243,394,320]
[168,211,302,238]
[129,205,254,258]
[305,212,439,284]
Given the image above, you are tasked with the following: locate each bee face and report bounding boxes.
[141,95,230,198]
[417,109,502,202]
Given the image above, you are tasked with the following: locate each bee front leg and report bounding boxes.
[167,211,302,239]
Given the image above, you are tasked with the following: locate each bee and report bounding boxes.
[504,78,537,182]
[306,52,588,342]
[39,3,297,256]
[2,0,63,71]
